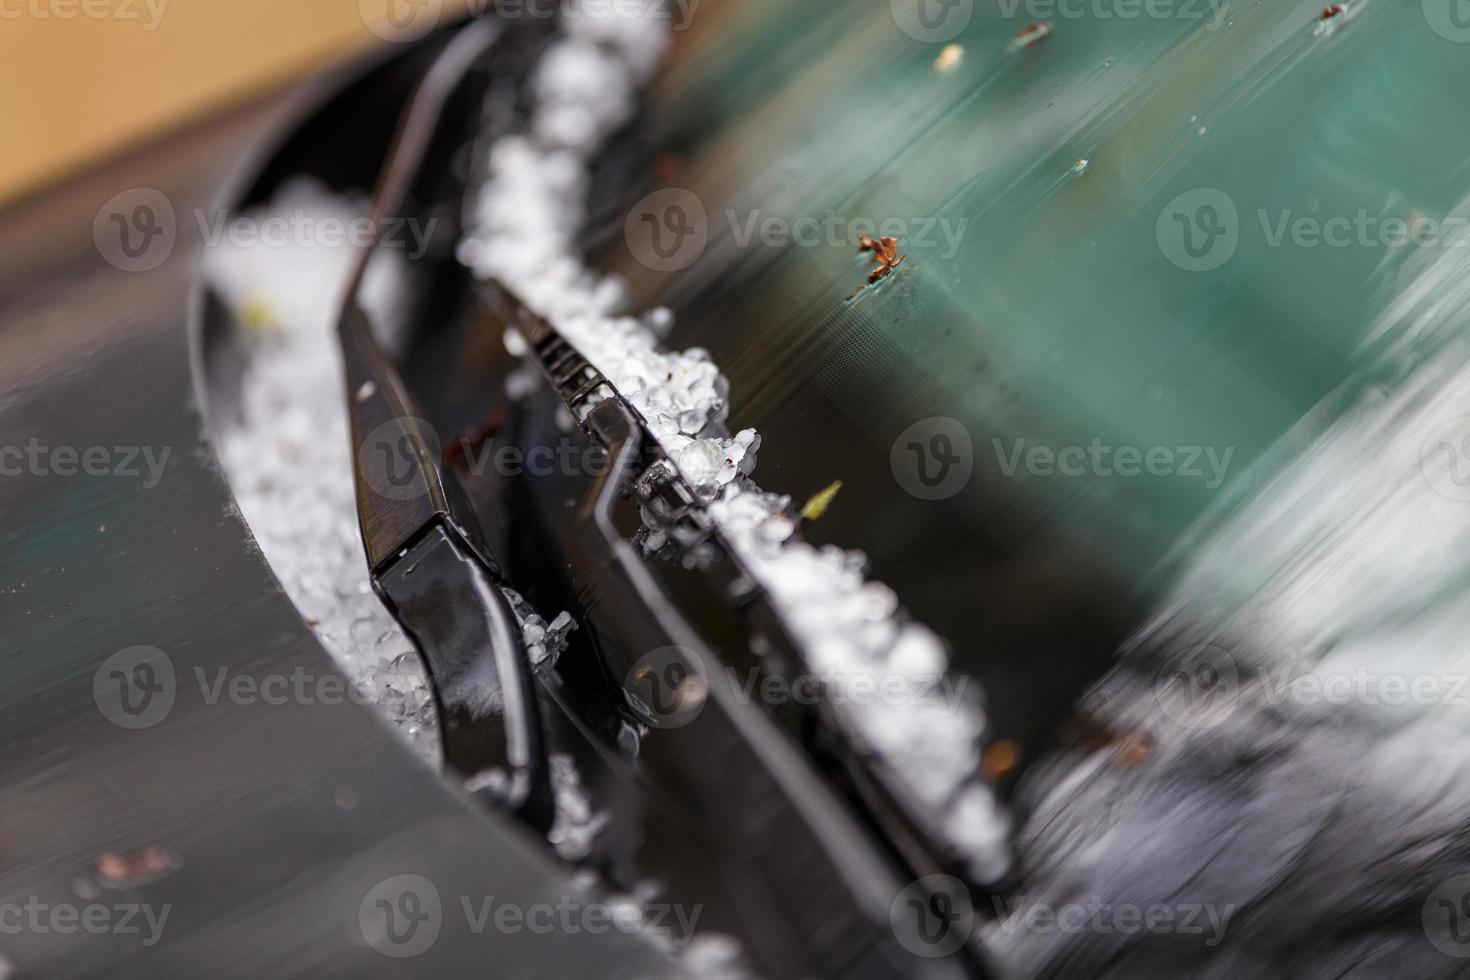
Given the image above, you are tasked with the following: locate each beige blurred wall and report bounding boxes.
[0,0,443,205]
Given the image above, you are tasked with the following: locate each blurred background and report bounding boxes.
[0,0,472,205]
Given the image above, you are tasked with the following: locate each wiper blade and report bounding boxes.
[337,19,552,828]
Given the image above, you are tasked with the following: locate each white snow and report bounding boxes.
[206,180,580,774]
[205,180,441,763]
[459,1,1010,882]
[547,752,612,860]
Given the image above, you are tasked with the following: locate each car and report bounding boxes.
[6,1,1470,977]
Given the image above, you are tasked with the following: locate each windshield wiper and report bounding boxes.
[336,19,553,829]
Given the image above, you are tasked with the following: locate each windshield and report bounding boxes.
[592,0,1470,755]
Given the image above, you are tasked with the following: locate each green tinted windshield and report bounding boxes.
[596,0,1470,751]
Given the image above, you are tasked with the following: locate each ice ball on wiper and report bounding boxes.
[709,485,797,547]
[673,430,761,496]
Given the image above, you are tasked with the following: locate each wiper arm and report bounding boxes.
[336,19,553,829]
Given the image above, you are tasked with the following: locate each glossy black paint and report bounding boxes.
[489,294,981,978]
[0,38,679,980]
